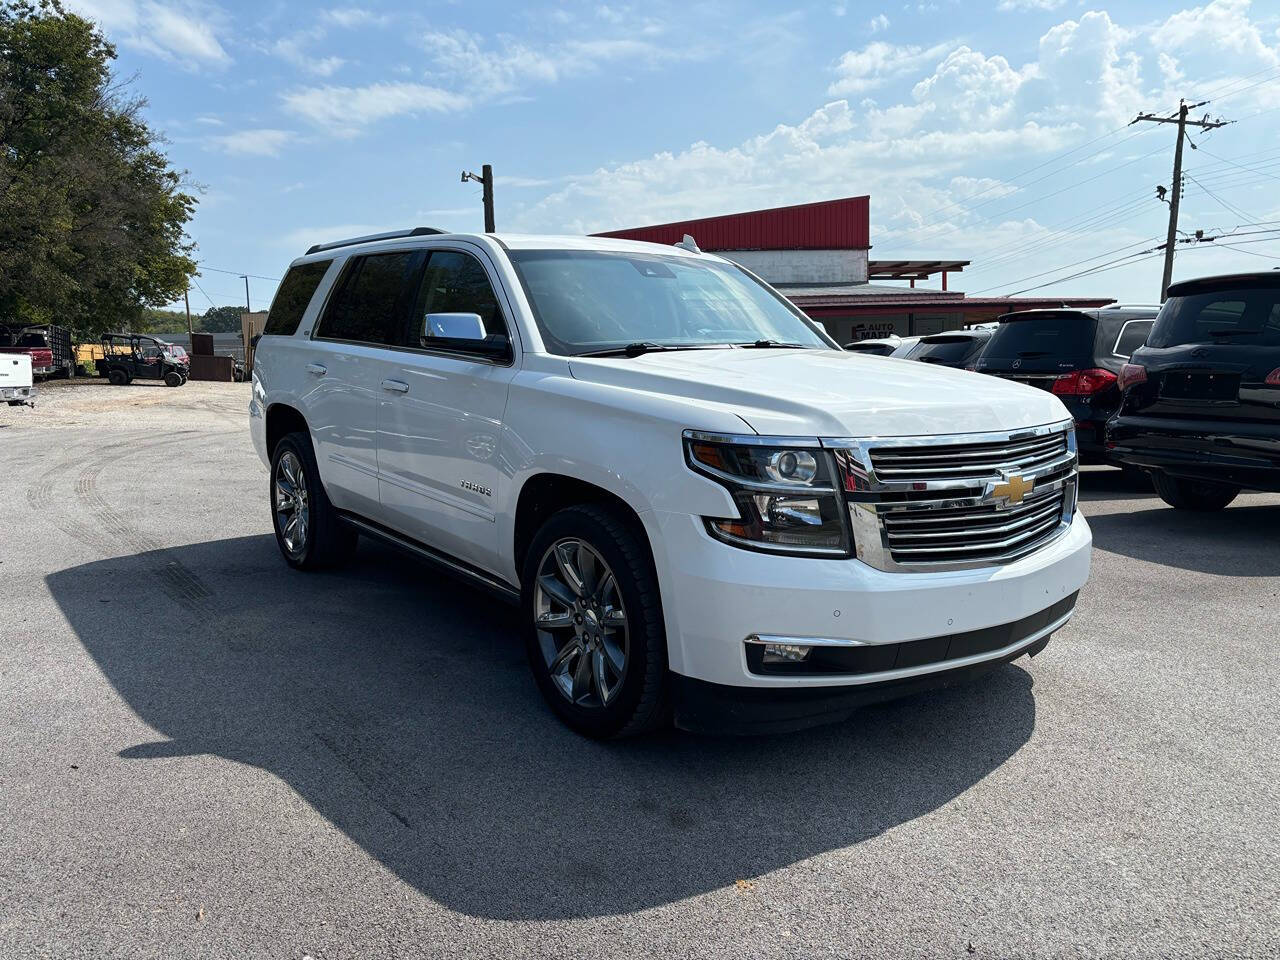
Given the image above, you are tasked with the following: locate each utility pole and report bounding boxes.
[240,275,251,313]
[461,164,495,232]
[1131,99,1231,300]
[184,288,193,336]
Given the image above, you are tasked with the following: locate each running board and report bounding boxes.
[339,512,520,604]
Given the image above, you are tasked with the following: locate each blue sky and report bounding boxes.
[68,0,1280,312]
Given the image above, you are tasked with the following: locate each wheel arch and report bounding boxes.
[512,472,657,588]
[265,402,310,459]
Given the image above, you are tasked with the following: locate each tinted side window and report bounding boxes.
[264,260,332,335]
[316,253,417,345]
[410,251,507,349]
[1113,319,1153,357]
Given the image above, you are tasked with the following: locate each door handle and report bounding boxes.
[305,363,327,376]
[381,379,409,393]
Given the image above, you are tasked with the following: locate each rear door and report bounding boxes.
[376,245,518,575]
[300,250,422,518]
[1127,282,1280,425]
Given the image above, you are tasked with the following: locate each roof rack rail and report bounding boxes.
[306,226,449,255]
[1101,303,1161,310]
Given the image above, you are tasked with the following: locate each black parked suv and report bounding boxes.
[974,306,1157,463]
[904,328,993,369]
[1107,272,1280,510]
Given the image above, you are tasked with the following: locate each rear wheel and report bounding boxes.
[270,431,357,569]
[1151,471,1240,511]
[107,368,128,386]
[522,504,670,738]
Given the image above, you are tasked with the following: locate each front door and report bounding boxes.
[377,247,517,575]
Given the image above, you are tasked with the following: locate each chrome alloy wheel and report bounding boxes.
[533,538,628,708]
[274,451,310,556]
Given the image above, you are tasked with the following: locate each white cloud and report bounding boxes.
[828,41,952,95]
[321,7,388,28]
[868,13,890,33]
[281,82,470,136]
[209,129,294,157]
[1152,0,1280,68]
[272,28,347,77]
[998,0,1066,11]
[67,0,230,67]
[419,27,695,100]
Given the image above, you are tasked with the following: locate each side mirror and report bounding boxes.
[424,312,485,341]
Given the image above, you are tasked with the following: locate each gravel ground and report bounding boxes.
[1,380,1276,959]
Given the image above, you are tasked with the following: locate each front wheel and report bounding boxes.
[164,371,183,387]
[270,432,358,569]
[1151,471,1240,511]
[522,504,670,738]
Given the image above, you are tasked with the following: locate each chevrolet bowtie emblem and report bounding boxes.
[990,473,1033,506]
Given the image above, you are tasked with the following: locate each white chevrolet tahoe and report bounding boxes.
[249,228,1091,737]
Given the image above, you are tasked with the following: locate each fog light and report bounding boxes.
[761,642,811,663]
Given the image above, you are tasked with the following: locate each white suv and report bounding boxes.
[249,228,1092,737]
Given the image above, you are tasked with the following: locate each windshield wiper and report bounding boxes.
[1016,350,1051,358]
[734,339,811,349]
[576,342,709,358]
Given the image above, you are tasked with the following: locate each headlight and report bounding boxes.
[683,432,852,557]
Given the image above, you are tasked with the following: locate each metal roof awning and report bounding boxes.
[867,260,971,280]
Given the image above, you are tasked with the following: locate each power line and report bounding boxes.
[1184,172,1253,222]
[190,277,218,310]
[197,263,283,282]
[970,236,1161,295]
[1195,146,1280,183]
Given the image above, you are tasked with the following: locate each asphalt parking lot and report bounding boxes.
[2,380,1277,958]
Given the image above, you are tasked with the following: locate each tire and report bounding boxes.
[269,431,357,570]
[1151,471,1240,511]
[522,503,670,738]
[107,368,128,386]
[164,371,183,387]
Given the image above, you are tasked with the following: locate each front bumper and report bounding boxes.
[647,508,1091,692]
[1108,415,1280,492]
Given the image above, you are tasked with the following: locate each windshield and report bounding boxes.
[906,336,985,365]
[1147,285,1280,347]
[983,313,1096,360]
[507,249,833,356]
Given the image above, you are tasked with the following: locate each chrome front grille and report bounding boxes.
[869,431,1068,481]
[830,421,1078,572]
[882,488,1066,565]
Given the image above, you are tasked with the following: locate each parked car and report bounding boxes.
[843,335,920,357]
[1107,271,1280,510]
[94,333,189,387]
[903,329,993,369]
[974,306,1157,464]
[0,353,36,407]
[250,229,1091,737]
[0,323,74,379]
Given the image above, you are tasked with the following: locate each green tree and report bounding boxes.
[198,304,245,333]
[0,1,196,340]
[134,307,189,334]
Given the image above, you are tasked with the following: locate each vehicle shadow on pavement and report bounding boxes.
[47,535,1037,921]
[1087,500,1280,576]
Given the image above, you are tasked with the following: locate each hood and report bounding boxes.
[568,348,1070,438]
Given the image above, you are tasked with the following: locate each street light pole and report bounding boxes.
[460,165,495,232]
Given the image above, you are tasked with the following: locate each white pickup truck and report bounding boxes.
[249,229,1091,736]
[1,353,36,407]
